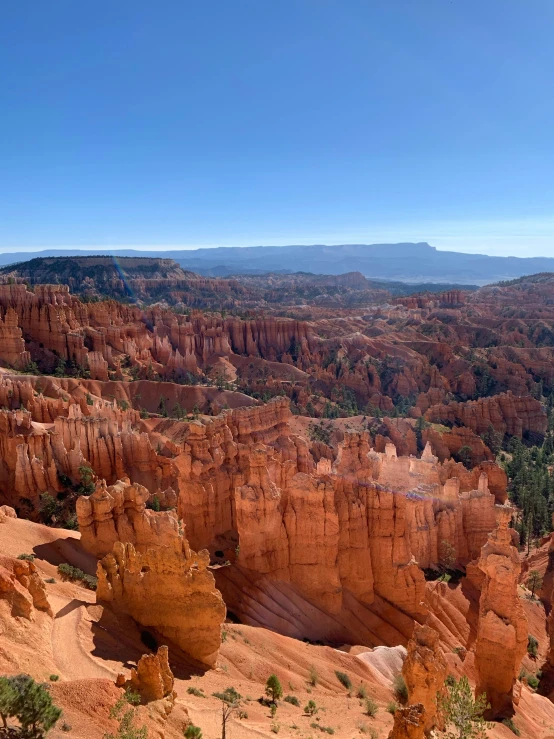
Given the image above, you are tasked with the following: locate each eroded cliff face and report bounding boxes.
[174,399,499,635]
[97,539,226,667]
[475,505,528,719]
[77,478,179,558]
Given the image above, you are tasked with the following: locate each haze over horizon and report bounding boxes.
[2,0,554,259]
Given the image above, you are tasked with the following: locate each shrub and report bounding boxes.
[365,698,378,718]
[311,723,335,734]
[308,665,318,687]
[212,687,241,704]
[335,671,352,690]
[304,699,318,716]
[527,674,540,690]
[527,634,539,658]
[386,701,397,715]
[357,685,368,700]
[104,695,147,739]
[0,674,62,737]
[17,553,36,561]
[393,674,408,704]
[265,674,283,703]
[57,563,97,590]
[184,725,203,739]
[46,578,56,584]
[61,722,72,732]
[186,687,205,698]
[284,695,300,707]
[502,718,520,736]
[49,675,59,682]
[270,703,277,718]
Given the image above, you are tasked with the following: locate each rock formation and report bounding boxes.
[77,478,180,557]
[402,624,447,733]
[0,554,53,619]
[474,505,528,718]
[126,646,175,704]
[387,703,426,739]
[97,539,226,667]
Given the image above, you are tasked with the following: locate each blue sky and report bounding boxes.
[2,0,554,257]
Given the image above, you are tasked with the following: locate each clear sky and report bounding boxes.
[2,0,554,257]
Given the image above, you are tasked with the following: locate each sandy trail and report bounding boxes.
[51,596,115,681]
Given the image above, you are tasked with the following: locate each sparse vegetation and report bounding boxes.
[364,698,378,718]
[335,671,352,690]
[386,701,397,715]
[308,665,318,687]
[304,699,318,716]
[186,687,205,698]
[393,674,408,705]
[103,695,147,739]
[17,553,36,561]
[527,634,539,658]
[502,718,520,736]
[284,695,300,707]
[184,725,202,739]
[56,563,97,590]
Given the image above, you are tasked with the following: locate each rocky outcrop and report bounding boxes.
[425,392,547,439]
[77,478,180,558]
[0,554,53,619]
[0,505,16,523]
[97,539,226,667]
[475,505,528,718]
[0,308,30,369]
[402,624,447,733]
[177,400,497,629]
[387,703,426,739]
[127,646,175,704]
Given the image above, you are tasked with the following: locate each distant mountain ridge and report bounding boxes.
[0,242,553,284]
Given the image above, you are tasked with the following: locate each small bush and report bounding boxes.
[502,718,520,736]
[56,563,97,590]
[17,553,36,561]
[335,671,352,690]
[365,698,378,718]
[527,634,539,659]
[284,695,300,707]
[308,665,318,687]
[184,725,203,739]
[49,675,59,682]
[270,722,280,734]
[527,675,540,690]
[445,673,456,687]
[186,687,205,698]
[61,722,72,732]
[357,684,368,700]
[270,704,277,718]
[386,701,397,715]
[393,674,408,704]
[123,689,141,706]
[304,699,318,716]
[46,578,56,584]
[212,687,241,704]
[311,723,335,734]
